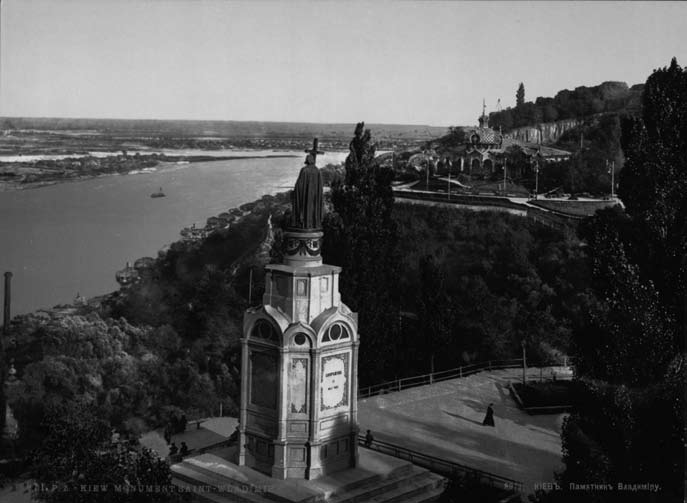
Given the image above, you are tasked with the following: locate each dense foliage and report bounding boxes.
[323,122,401,385]
[489,81,643,132]
[550,58,686,503]
[6,312,226,454]
[319,163,345,186]
[531,114,624,195]
[325,122,588,384]
[394,204,585,375]
[30,402,182,503]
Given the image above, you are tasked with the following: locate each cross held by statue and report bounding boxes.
[305,138,325,163]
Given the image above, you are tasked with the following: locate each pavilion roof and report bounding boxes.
[462,126,503,145]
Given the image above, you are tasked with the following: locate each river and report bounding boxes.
[0,151,348,316]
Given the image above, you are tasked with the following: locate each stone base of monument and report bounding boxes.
[171,447,446,503]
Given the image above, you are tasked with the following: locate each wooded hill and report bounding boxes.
[488,81,644,132]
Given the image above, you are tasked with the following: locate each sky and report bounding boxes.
[1,0,686,127]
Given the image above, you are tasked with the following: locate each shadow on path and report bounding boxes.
[443,410,484,427]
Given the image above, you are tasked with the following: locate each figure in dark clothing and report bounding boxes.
[169,442,178,456]
[482,403,495,427]
[163,425,172,445]
[180,442,189,457]
[180,414,187,433]
[364,429,374,447]
[171,414,180,434]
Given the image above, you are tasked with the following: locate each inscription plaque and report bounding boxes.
[320,352,349,411]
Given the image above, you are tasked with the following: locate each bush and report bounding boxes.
[512,381,575,408]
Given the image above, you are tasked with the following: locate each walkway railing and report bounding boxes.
[358,435,523,493]
[393,189,584,231]
[358,358,526,398]
[394,189,527,212]
[359,357,573,398]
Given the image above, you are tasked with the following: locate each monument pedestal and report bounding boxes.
[224,141,396,496]
[172,447,446,503]
[282,229,323,268]
[238,225,360,481]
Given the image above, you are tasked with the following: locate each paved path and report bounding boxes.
[140,416,238,458]
[358,368,566,494]
[0,482,32,503]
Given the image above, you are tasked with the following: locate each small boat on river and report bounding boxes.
[150,187,165,198]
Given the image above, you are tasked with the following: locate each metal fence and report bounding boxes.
[358,358,525,398]
[358,356,573,399]
[358,435,523,493]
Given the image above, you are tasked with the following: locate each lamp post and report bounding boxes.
[534,162,540,200]
[521,340,527,384]
[611,160,615,199]
[426,163,429,190]
[503,158,508,195]
[425,153,431,191]
[447,159,451,201]
[248,266,254,305]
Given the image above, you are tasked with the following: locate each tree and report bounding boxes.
[31,402,182,503]
[516,82,525,107]
[618,57,687,334]
[417,255,453,374]
[489,108,514,132]
[519,102,543,127]
[543,104,559,123]
[446,126,466,144]
[557,58,686,503]
[323,122,400,385]
[576,208,675,385]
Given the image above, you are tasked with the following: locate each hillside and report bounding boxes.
[2,187,590,449]
[505,117,582,144]
[405,79,645,196]
[488,81,643,133]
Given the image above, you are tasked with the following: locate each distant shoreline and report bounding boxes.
[0,153,300,192]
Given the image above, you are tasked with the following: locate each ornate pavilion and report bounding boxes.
[438,103,571,180]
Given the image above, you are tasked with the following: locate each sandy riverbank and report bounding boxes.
[0,153,300,192]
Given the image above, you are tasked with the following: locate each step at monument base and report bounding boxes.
[171,448,446,503]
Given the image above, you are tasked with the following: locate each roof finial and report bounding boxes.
[478,99,488,128]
